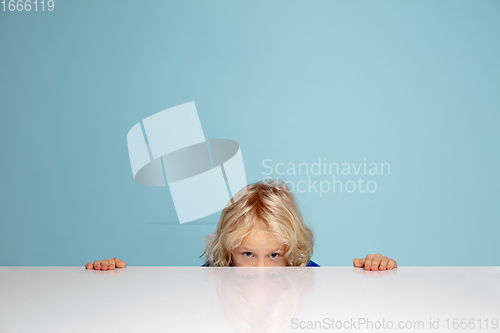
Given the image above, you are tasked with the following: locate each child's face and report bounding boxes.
[231,225,287,267]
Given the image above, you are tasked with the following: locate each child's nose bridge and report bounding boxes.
[257,257,266,267]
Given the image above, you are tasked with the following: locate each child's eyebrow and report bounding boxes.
[239,247,283,254]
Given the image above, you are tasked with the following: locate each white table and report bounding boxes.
[1,267,499,333]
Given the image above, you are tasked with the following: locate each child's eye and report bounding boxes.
[269,253,279,259]
[243,252,253,258]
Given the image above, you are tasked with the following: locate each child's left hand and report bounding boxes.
[353,253,397,271]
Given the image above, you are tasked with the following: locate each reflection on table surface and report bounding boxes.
[0,267,499,333]
[206,266,314,333]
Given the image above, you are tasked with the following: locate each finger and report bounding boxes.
[370,254,382,271]
[101,259,109,271]
[108,258,115,270]
[114,257,127,268]
[387,259,397,270]
[93,260,101,270]
[85,262,93,270]
[353,258,365,268]
[379,256,389,271]
[364,254,374,270]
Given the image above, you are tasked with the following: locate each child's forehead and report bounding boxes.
[240,226,282,244]
[232,222,288,253]
[248,226,272,236]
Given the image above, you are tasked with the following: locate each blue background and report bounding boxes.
[1,0,499,266]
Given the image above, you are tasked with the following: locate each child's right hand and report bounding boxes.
[85,257,127,270]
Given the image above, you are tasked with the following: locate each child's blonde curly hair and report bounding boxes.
[202,178,315,266]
